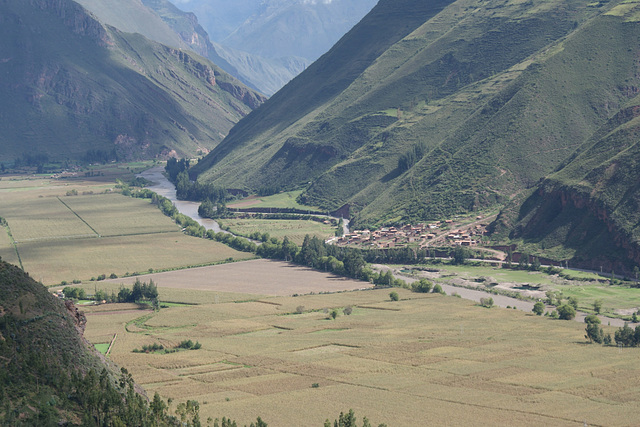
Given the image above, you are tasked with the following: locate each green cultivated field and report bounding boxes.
[408,263,640,316]
[429,264,557,287]
[0,175,253,284]
[85,285,640,426]
[218,218,335,245]
[227,190,314,210]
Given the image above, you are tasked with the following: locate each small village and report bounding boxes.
[334,216,489,249]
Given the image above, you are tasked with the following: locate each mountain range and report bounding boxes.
[0,0,265,163]
[169,0,378,93]
[191,0,640,271]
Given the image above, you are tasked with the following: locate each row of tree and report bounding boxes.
[62,279,158,304]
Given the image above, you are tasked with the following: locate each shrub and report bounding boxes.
[295,306,305,314]
[532,301,545,316]
[567,296,579,310]
[593,299,603,314]
[178,340,195,349]
[343,306,353,316]
[480,297,494,308]
[330,309,339,320]
[585,323,604,344]
[557,304,576,320]
[389,291,399,301]
[411,279,432,293]
[584,315,601,325]
[432,284,444,294]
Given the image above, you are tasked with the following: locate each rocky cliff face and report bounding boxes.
[511,185,640,274]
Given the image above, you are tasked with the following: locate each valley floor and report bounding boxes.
[83,278,640,426]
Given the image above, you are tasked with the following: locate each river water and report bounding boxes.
[138,166,224,233]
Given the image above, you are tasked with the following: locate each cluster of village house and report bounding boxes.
[336,218,487,249]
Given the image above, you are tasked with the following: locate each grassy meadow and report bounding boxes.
[218,218,336,245]
[227,190,312,210]
[84,285,640,426]
[402,263,640,318]
[0,173,253,284]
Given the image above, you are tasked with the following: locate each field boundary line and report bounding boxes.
[356,305,401,311]
[99,230,181,238]
[56,197,100,237]
[255,300,282,306]
[105,333,117,356]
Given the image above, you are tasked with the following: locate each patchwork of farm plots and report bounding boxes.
[0,176,253,284]
[84,284,640,426]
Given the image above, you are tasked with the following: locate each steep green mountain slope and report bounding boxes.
[193,0,635,226]
[0,0,264,163]
[503,88,640,272]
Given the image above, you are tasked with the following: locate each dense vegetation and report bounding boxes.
[166,159,228,203]
[0,259,180,425]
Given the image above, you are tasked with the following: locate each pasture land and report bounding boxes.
[404,263,640,317]
[0,174,253,285]
[227,190,311,210]
[85,281,640,426]
[218,218,335,245]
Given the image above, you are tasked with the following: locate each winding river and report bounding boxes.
[138,166,224,233]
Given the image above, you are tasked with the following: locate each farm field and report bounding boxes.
[57,259,373,301]
[19,232,252,285]
[0,174,253,285]
[227,190,312,210]
[218,218,336,245]
[84,284,640,426]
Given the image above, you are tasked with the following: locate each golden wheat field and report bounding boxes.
[0,175,253,284]
[84,283,640,426]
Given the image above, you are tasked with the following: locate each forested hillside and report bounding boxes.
[0,259,142,423]
[0,0,265,163]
